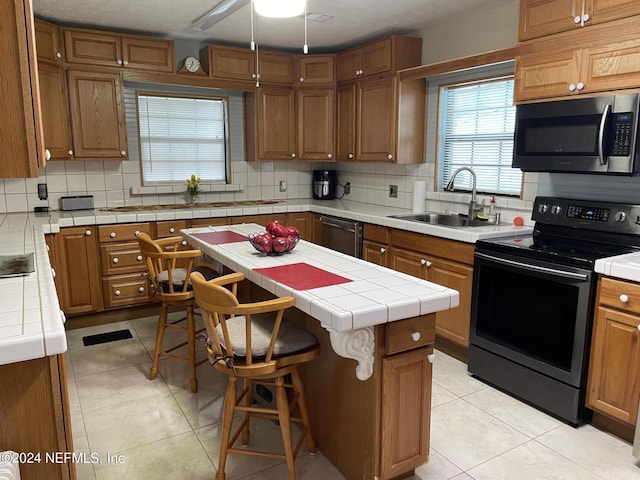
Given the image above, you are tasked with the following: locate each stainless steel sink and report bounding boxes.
[387,212,493,227]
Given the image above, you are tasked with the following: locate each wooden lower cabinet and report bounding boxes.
[363,224,390,267]
[586,277,640,425]
[287,212,312,240]
[0,354,75,480]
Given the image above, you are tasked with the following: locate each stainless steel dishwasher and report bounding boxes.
[318,215,363,258]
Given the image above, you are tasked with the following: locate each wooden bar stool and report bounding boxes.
[190,271,321,480]
[137,232,218,392]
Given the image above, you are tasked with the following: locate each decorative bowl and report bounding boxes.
[248,232,299,256]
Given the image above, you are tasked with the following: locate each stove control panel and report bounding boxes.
[533,196,640,235]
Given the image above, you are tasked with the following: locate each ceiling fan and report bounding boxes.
[192,0,307,32]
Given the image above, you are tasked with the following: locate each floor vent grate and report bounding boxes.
[82,329,133,346]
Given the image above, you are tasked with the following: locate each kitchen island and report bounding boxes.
[183,223,459,480]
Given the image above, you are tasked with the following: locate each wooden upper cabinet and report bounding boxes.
[38,63,73,159]
[336,36,422,83]
[518,0,640,41]
[64,28,174,72]
[297,55,335,84]
[336,83,357,161]
[66,70,128,159]
[34,19,62,64]
[514,49,580,101]
[297,88,335,161]
[580,38,640,94]
[259,51,295,84]
[200,45,293,84]
[357,76,397,162]
[255,87,296,159]
[1,0,44,178]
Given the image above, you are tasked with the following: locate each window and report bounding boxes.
[438,76,521,196]
[136,93,229,185]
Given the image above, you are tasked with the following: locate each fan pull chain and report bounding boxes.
[303,1,308,54]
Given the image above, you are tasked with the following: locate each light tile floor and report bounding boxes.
[65,314,640,480]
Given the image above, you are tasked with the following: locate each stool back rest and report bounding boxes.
[191,271,295,366]
[137,232,200,300]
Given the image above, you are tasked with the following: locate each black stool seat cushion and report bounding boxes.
[158,265,219,293]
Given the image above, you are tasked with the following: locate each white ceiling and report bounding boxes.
[33,0,514,53]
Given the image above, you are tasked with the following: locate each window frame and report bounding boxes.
[135,90,231,187]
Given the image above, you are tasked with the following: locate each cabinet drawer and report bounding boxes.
[386,314,435,355]
[599,277,640,315]
[102,273,151,309]
[100,242,146,275]
[156,220,188,238]
[98,223,152,243]
[364,223,389,244]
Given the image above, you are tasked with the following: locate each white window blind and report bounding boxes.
[439,76,521,196]
[137,93,229,184]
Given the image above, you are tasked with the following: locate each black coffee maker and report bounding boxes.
[312,170,337,200]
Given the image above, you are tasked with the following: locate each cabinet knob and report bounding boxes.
[45,244,50,252]
[380,247,386,254]
[299,76,304,82]
[169,227,175,233]
[620,294,629,303]
[123,60,129,66]
[134,231,140,236]
[44,149,52,161]
[252,73,257,79]
[576,82,585,90]
[56,52,62,59]
[568,83,577,92]
[348,153,354,159]
[120,150,127,156]
[582,13,590,23]
[85,229,92,236]
[574,15,581,24]
[110,232,116,238]
[114,290,121,296]
[291,153,296,158]
[112,257,119,264]
[138,286,145,293]
[387,154,393,160]
[136,255,143,261]
[328,153,332,159]
[420,258,427,265]
[51,268,56,278]
[181,240,187,246]
[637,324,640,332]
[427,353,435,364]
[68,150,74,156]
[117,59,123,65]
[411,332,421,342]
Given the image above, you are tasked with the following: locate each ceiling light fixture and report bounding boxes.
[253,0,305,18]
[192,0,250,32]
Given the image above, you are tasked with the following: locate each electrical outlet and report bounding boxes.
[279,180,287,192]
[389,185,398,198]
[37,183,48,200]
[344,182,351,195]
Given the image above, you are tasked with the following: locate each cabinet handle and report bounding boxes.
[114,290,121,296]
[348,153,354,159]
[169,227,175,233]
[181,240,187,246]
[576,82,585,90]
[138,286,145,293]
[136,255,143,261]
[411,332,421,342]
[380,247,386,254]
[568,83,577,92]
[85,229,92,236]
[112,257,119,264]
[56,52,62,59]
[117,59,123,65]
[110,232,116,238]
[620,294,629,303]
[387,154,393,160]
[427,353,435,364]
[44,149,52,161]
[120,150,127,156]
[68,150,74,156]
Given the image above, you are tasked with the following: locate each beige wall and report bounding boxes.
[415,0,519,65]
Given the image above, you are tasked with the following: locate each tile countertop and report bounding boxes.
[595,252,640,282]
[0,213,65,365]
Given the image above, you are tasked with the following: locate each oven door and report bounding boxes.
[470,249,595,388]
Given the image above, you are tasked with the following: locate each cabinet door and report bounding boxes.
[580,39,640,94]
[336,49,361,82]
[67,70,128,159]
[121,36,174,72]
[363,240,389,267]
[360,37,392,77]
[53,227,102,315]
[34,19,62,64]
[38,63,73,159]
[357,76,396,161]
[514,49,580,102]
[427,256,473,346]
[64,28,122,67]
[389,247,428,280]
[336,83,357,161]
[587,306,640,425]
[297,88,335,161]
[518,0,580,41]
[381,346,431,478]
[259,51,295,84]
[590,0,640,26]
[256,87,296,160]
[297,55,335,84]
[206,45,256,82]
[287,213,312,241]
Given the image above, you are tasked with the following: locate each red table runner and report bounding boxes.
[254,262,353,290]
[191,231,248,245]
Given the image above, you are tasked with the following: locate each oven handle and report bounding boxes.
[598,103,611,166]
[475,252,589,281]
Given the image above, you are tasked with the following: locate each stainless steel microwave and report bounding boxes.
[512,93,640,175]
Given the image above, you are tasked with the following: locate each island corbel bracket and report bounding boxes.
[326,326,375,381]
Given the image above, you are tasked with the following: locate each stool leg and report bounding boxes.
[186,304,198,393]
[150,303,168,380]
[275,376,296,480]
[241,379,254,446]
[291,368,316,453]
[216,377,237,480]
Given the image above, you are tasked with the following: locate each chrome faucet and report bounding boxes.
[445,167,484,220]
